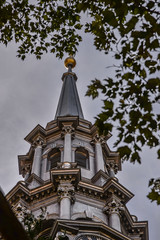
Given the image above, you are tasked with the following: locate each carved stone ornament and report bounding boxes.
[91,134,106,145]
[21,164,31,178]
[61,125,75,136]
[12,202,30,221]
[32,136,45,148]
[103,199,124,215]
[54,232,69,240]
[57,162,77,169]
[106,162,118,175]
[58,181,75,203]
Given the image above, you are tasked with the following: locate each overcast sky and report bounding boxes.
[0,34,159,239]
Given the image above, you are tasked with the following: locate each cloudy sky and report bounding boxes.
[0,34,159,239]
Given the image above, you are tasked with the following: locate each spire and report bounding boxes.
[55,56,84,119]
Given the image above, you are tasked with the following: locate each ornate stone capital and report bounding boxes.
[106,162,118,175]
[12,202,29,221]
[61,125,75,136]
[22,164,31,178]
[104,199,124,215]
[32,137,45,148]
[91,134,106,145]
[58,181,75,203]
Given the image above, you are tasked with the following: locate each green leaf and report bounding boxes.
[103,9,118,27]
[103,100,113,110]
[145,60,157,67]
[144,12,156,25]
[115,54,121,59]
[146,78,160,90]
[150,39,159,49]
[118,146,132,160]
[148,178,154,187]
[147,190,160,203]
[124,135,134,143]
[126,16,138,33]
[137,135,145,146]
[130,152,141,164]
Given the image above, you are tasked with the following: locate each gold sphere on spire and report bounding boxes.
[64,56,76,69]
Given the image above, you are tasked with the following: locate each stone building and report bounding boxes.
[6,57,148,240]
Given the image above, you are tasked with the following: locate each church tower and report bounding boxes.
[6,57,148,240]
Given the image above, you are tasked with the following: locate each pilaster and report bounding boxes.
[31,137,45,178]
[91,134,106,172]
[58,180,75,219]
[61,125,74,162]
[104,198,124,232]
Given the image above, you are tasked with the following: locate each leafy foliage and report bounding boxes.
[147,178,160,204]
[0,0,160,202]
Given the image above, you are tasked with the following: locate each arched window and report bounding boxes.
[48,148,61,169]
[75,147,89,169]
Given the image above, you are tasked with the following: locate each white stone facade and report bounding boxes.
[6,62,149,240]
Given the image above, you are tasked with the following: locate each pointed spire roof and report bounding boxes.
[55,56,84,119]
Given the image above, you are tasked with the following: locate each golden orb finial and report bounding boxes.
[64,56,76,69]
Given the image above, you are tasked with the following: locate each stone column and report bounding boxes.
[91,134,106,172]
[31,137,44,177]
[58,180,75,219]
[104,199,124,232]
[62,125,74,162]
[41,157,47,180]
[89,153,95,174]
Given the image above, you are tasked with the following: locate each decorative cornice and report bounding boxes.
[51,168,81,188]
[24,124,46,144]
[50,219,132,240]
[91,170,110,184]
[103,178,134,204]
[6,181,55,206]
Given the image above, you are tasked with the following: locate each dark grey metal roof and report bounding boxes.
[55,71,84,119]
